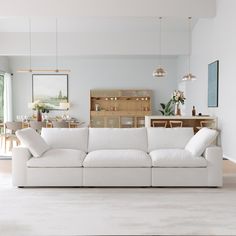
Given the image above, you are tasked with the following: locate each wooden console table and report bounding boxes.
[145,116,217,133]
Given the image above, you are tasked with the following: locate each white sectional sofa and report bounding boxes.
[12,127,223,187]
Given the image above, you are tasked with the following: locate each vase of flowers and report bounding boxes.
[171,90,186,116]
[37,110,42,122]
[32,101,50,121]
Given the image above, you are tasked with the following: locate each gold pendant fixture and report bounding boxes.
[182,17,196,81]
[153,17,166,78]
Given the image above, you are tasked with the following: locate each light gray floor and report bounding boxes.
[0,171,236,236]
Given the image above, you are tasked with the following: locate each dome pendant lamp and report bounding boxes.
[153,17,166,78]
[182,17,196,81]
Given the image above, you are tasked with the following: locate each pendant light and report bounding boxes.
[182,17,196,81]
[18,18,70,73]
[153,17,166,78]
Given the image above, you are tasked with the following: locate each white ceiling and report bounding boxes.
[0,0,215,56]
[0,0,216,18]
[0,17,197,33]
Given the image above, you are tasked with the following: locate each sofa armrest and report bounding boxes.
[203,146,223,187]
[12,146,32,187]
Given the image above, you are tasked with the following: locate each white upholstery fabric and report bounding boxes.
[41,128,88,152]
[152,168,208,186]
[204,146,223,186]
[88,128,148,152]
[83,168,151,186]
[16,128,50,157]
[150,149,207,167]
[27,149,86,167]
[185,128,218,156]
[12,146,31,187]
[147,128,194,152]
[11,127,223,187]
[26,168,83,186]
[83,150,151,167]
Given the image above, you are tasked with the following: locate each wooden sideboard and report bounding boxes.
[145,116,217,133]
[90,89,152,128]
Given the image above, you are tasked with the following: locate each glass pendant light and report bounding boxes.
[182,17,196,81]
[153,17,166,78]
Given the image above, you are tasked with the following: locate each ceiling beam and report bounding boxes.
[0,0,216,18]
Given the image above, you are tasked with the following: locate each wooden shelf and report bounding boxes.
[91,111,152,116]
[90,89,152,128]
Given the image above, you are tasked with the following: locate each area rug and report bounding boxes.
[0,172,236,236]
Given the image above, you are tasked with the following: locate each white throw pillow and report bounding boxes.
[16,128,50,157]
[185,128,218,156]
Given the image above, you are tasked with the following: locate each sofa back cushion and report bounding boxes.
[41,128,88,152]
[88,128,148,152]
[147,127,194,152]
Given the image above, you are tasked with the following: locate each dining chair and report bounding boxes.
[4,121,23,152]
[200,120,216,129]
[52,121,69,128]
[29,121,47,133]
[152,121,168,128]
[196,120,216,131]
[169,120,183,128]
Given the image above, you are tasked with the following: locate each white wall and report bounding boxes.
[0,32,189,56]
[182,0,236,161]
[9,56,178,123]
[0,56,9,72]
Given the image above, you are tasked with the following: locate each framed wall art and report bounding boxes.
[32,74,68,110]
[208,60,219,107]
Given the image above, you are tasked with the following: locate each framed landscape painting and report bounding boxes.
[32,74,68,110]
[208,60,219,107]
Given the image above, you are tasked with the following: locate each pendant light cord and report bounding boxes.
[159,17,162,66]
[29,18,32,72]
[56,18,58,72]
[188,17,192,74]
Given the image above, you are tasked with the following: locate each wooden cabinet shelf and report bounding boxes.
[91,111,152,116]
[90,89,152,128]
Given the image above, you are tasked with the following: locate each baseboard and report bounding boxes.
[0,156,11,160]
[223,155,236,163]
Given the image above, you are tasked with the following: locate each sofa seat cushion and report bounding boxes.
[150,149,207,168]
[83,150,151,167]
[27,149,86,168]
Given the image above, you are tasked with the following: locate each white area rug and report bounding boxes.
[0,172,236,236]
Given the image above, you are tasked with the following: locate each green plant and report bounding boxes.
[159,99,174,116]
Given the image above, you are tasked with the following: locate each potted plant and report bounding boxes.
[159,99,174,116]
